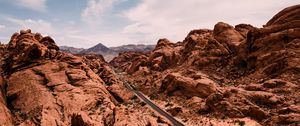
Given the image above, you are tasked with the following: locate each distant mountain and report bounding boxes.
[110,44,155,53]
[80,43,111,54]
[59,43,155,61]
[60,46,84,54]
[79,43,117,62]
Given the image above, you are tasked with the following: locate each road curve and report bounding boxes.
[115,71,185,126]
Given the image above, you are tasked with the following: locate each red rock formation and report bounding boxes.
[112,4,300,125]
[213,22,244,46]
[111,22,243,74]
[0,72,13,126]
[149,39,182,71]
[160,72,217,98]
[0,43,14,126]
[0,30,170,125]
[1,30,115,125]
[109,51,146,72]
[81,54,135,102]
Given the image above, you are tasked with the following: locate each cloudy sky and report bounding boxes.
[0,0,299,48]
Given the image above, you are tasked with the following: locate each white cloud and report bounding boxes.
[6,17,55,35]
[122,0,300,43]
[81,0,124,25]
[0,24,5,29]
[3,17,86,47]
[11,0,47,12]
[2,0,300,49]
[58,31,134,47]
[3,17,125,48]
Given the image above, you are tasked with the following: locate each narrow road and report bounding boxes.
[115,72,185,126]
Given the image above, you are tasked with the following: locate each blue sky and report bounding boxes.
[0,0,299,48]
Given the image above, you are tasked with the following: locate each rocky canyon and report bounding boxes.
[0,4,300,126]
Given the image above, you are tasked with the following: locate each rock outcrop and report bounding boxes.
[2,30,116,125]
[111,4,300,125]
[160,72,217,98]
[0,30,170,125]
[111,22,244,72]
[109,51,147,72]
[0,69,13,126]
[81,54,135,102]
[1,40,14,126]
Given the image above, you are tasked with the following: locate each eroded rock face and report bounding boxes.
[7,62,115,125]
[2,30,117,125]
[82,54,135,103]
[112,4,300,126]
[160,72,217,98]
[234,4,300,81]
[0,43,14,126]
[265,4,300,26]
[213,22,244,46]
[4,30,59,75]
[234,24,254,37]
[0,30,171,126]
[109,51,146,72]
[207,5,300,125]
[181,28,232,67]
[111,23,243,73]
[0,72,13,126]
[205,78,300,125]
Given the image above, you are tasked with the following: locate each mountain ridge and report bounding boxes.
[60,43,155,61]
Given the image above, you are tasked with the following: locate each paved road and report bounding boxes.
[116,72,185,126]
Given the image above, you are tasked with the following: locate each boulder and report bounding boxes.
[213,22,244,46]
[109,51,145,71]
[205,88,271,120]
[235,24,254,37]
[160,73,217,98]
[148,39,182,71]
